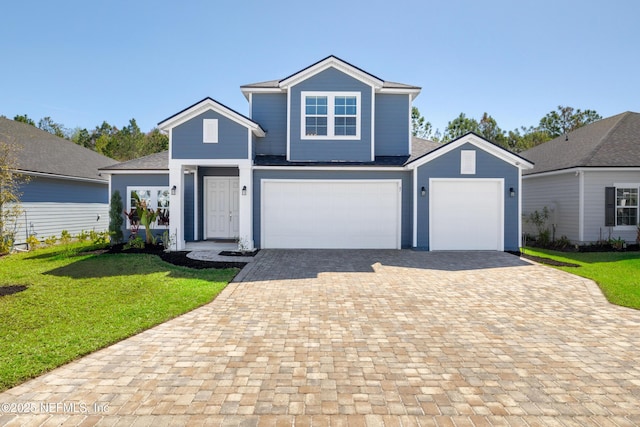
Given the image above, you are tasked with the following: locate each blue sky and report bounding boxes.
[2,0,639,136]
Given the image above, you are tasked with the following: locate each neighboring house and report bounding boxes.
[101,56,532,251]
[521,111,640,244]
[0,117,115,245]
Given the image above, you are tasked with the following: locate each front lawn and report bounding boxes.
[522,247,640,310]
[0,243,237,391]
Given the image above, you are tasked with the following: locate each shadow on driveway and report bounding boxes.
[238,249,532,281]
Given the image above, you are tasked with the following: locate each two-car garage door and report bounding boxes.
[261,180,401,249]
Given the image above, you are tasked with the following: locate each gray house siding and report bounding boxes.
[252,169,412,248]
[172,110,249,160]
[289,68,373,162]
[12,177,109,244]
[252,93,287,156]
[522,173,579,242]
[20,176,107,203]
[583,170,640,243]
[111,174,170,241]
[415,143,521,251]
[374,94,410,156]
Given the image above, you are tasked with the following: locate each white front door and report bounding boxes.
[205,177,239,239]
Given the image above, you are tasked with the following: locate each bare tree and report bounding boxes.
[0,140,28,253]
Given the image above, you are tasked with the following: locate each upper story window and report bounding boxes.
[301,91,360,140]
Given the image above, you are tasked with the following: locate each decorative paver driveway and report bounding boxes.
[1,250,639,426]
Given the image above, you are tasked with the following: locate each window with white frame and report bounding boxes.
[301,91,360,139]
[616,186,638,226]
[126,187,170,229]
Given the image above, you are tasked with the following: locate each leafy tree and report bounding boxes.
[477,112,507,146]
[140,128,169,156]
[70,127,93,149]
[411,107,432,138]
[442,113,479,142]
[108,190,124,244]
[539,106,602,139]
[0,140,28,253]
[37,116,67,139]
[13,114,36,126]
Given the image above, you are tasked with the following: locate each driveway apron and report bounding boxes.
[1,250,639,426]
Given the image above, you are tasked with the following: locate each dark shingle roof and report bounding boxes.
[0,117,115,181]
[521,112,640,175]
[100,150,168,171]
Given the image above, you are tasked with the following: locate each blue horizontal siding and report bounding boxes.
[20,176,108,203]
[289,68,373,162]
[415,142,520,251]
[172,110,249,159]
[252,93,287,156]
[375,94,410,156]
[253,169,412,248]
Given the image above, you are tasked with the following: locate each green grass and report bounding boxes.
[0,243,237,391]
[523,247,640,309]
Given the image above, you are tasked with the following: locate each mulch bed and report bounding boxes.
[521,253,580,267]
[105,244,247,269]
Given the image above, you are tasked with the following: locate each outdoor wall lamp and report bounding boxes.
[421,186,426,197]
[242,185,247,196]
[171,185,177,195]
[509,187,515,198]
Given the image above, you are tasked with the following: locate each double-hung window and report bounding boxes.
[616,186,638,226]
[301,91,360,140]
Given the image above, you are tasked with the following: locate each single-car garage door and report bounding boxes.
[261,180,401,249]
[429,179,504,250]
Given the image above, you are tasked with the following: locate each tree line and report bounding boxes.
[9,114,168,161]
[411,105,602,152]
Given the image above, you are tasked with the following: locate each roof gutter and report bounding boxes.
[14,169,107,184]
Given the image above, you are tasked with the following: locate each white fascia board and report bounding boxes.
[252,165,406,172]
[407,134,533,170]
[279,57,383,90]
[379,87,421,100]
[102,169,168,175]
[168,158,252,168]
[17,170,108,184]
[159,99,265,137]
[241,86,283,100]
[524,166,640,179]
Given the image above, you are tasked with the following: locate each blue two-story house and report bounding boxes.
[101,56,533,251]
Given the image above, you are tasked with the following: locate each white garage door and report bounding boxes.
[430,179,504,250]
[262,180,401,249]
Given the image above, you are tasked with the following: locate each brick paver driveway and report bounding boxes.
[1,250,639,426]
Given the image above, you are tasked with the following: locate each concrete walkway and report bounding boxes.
[1,250,639,426]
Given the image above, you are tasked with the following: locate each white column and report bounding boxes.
[238,163,254,250]
[169,164,184,250]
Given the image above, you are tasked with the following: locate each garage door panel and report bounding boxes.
[430,180,503,251]
[262,180,400,249]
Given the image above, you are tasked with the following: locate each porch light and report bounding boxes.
[171,185,177,195]
[421,186,426,197]
[242,185,247,196]
[509,187,515,198]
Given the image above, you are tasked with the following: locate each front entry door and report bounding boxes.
[205,177,239,239]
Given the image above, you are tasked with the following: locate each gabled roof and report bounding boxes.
[158,97,265,137]
[406,132,533,170]
[241,55,421,100]
[99,150,168,172]
[521,112,640,175]
[0,117,115,182]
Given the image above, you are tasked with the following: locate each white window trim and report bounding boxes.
[300,91,361,140]
[126,186,171,230]
[613,183,639,229]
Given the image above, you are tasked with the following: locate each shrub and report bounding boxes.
[109,191,124,244]
[59,230,72,244]
[44,235,57,246]
[26,235,39,250]
[124,236,145,250]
